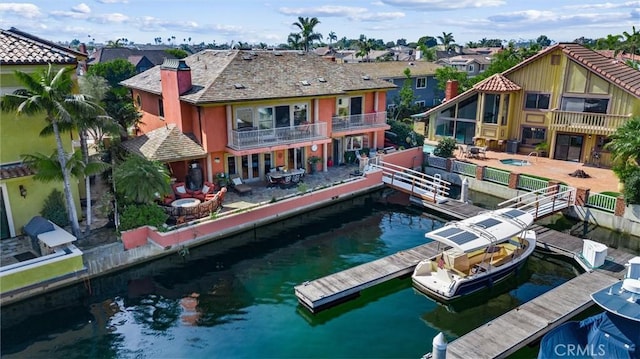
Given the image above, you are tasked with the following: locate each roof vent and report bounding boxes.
[242,55,253,60]
[297,51,305,56]
[362,75,370,80]
[274,51,282,56]
[318,77,326,83]
[300,80,310,86]
[234,83,245,89]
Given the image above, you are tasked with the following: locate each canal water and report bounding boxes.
[1,192,582,358]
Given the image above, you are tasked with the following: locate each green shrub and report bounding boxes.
[119,204,168,232]
[433,137,457,158]
[41,189,69,227]
[623,167,640,205]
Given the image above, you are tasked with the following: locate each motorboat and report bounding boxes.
[538,257,640,359]
[412,208,536,302]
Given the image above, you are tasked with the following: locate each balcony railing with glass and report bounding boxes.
[228,122,327,150]
[331,112,388,133]
[550,110,630,135]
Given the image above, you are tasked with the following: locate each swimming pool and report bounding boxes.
[500,158,531,166]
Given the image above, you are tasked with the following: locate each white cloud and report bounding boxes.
[0,3,42,19]
[95,0,129,3]
[279,5,404,22]
[72,3,91,14]
[91,12,129,23]
[564,1,640,10]
[50,10,89,19]
[380,0,505,11]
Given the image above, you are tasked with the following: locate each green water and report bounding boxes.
[1,195,579,359]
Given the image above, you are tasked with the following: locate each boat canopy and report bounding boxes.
[425,208,534,252]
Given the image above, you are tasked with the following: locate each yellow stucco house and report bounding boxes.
[0,28,86,239]
[415,43,640,168]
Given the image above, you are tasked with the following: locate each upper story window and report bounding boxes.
[467,64,475,73]
[561,97,609,114]
[416,77,426,89]
[236,108,254,129]
[415,100,426,107]
[524,92,551,110]
[158,99,164,118]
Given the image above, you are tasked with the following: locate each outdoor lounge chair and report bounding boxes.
[230,174,253,195]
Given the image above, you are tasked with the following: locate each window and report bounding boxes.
[158,99,164,118]
[387,104,397,110]
[560,97,609,114]
[520,127,546,146]
[346,135,363,151]
[236,108,254,129]
[415,100,426,107]
[467,64,475,73]
[416,77,426,89]
[258,107,274,129]
[524,92,550,110]
[337,96,349,117]
[293,104,308,126]
[135,95,142,107]
[483,94,499,124]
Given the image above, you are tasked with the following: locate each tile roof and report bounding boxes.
[89,47,177,66]
[473,73,521,92]
[0,27,85,65]
[120,124,207,162]
[344,61,442,78]
[120,50,396,103]
[0,163,35,180]
[504,43,640,98]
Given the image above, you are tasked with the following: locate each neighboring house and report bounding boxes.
[120,50,395,186]
[88,47,178,73]
[335,50,392,63]
[436,54,493,77]
[0,28,85,239]
[414,43,640,167]
[345,61,444,109]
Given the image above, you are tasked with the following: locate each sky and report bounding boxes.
[0,1,638,47]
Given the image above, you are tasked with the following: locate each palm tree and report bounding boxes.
[113,155,171,205]
[604,116,640,166]
[287,33,302,50]
[356,35,375,62]
[618,26,640,56]
[1,64,101,238]
[292,16,323,52]
[328,31,337,45]
[22,150,110,184]
[596,34,622,50]
[437,32,455,51]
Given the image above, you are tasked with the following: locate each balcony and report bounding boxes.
[550,110,630,135]
[331,112,388,133]
[228,122,328,150]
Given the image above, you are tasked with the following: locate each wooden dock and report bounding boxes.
[445,271,618,359]
[294,242,441,313]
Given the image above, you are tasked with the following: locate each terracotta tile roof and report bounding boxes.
[120,49,396,103]
[504,43,640,98]
[0,163,35,180]
[344,61,442,78]
[473,73,521,92]
[0,27,84,65]
[121,124,207,162]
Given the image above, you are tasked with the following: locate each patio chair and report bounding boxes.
[266,173,279,188]
[229,174,253,195]
[477,146,488,159]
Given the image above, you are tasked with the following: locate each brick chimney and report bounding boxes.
[445,80,458,101]
[78,43,87,54]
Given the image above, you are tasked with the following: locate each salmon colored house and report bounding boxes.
[415,43,640,168]
[120,50,395,187]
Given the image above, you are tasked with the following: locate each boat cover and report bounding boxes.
[425,208,533,252]
[538,312,640,359]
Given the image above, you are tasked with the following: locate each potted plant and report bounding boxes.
[535,142,549,157]
[307,156,322,174]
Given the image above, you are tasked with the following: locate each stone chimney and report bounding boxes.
[445,80,458,101]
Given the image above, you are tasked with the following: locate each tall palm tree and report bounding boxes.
[292,16,323,52]
[1,64,102,238]
[22,150,110,184]
[356,35,375,62]
[437,32,455,51]
[328,31,337,45]
[596,34,622,50]
[618,26,640,56]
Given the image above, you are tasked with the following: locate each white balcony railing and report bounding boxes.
[228,122,328,150]
[550,110,630,135]
[331,112,388,132]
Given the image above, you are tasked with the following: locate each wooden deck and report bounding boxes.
[294,242,441,312]
[445,271,618,359]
